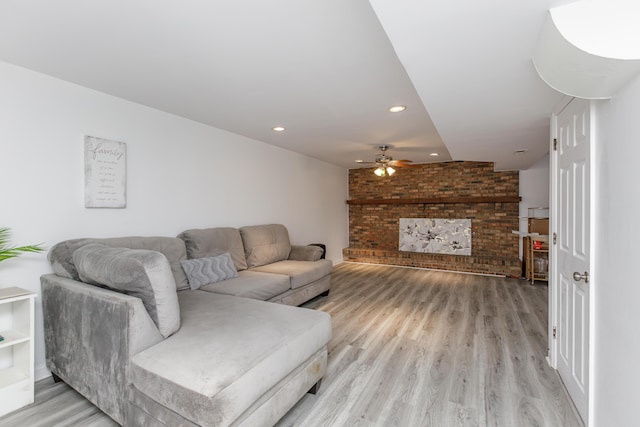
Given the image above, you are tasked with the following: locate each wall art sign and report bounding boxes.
[399,218,471,255]
[84,136,127,208]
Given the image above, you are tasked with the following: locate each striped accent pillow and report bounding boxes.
[180,253,239,290]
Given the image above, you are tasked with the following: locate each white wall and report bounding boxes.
[591,74,640,426]
[0,61,349,380]
[519,154,550,258]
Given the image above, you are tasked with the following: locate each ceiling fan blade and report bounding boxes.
[389,160,415,167]
[357,147,417,168]
[389,160,414,166]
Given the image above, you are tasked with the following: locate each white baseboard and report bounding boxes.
[35,363,51,382]
[341,260,508,278]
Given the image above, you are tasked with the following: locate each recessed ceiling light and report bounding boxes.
[429,152,439,156]
[513,149,528,155]
[272,126,286,132]
[388,105,407,113]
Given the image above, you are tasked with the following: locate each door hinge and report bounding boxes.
[553,138,558,151]
[553,232,557,244]
[553,326,557,339]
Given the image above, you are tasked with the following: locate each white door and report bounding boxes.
[554,98,591,422]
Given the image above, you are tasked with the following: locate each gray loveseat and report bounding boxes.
[41,224,333,426]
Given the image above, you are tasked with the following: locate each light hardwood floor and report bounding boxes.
[0,263,581,426]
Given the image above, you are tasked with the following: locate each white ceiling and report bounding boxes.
[0,0,576,170]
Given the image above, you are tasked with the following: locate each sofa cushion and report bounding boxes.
[180,253,239,290]
[239,224,291,268]
[72,244,180,338]
[178,227,248,271]
[199,270,290,300]
[288,245,323,261]
[251,259,333,289]
[130,291,331,427]
[48,236,190,291]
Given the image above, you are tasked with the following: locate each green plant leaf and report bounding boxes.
[0,227,45,263]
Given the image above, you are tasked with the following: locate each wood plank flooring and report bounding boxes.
[0,263,581,426]
[282,263,581,427]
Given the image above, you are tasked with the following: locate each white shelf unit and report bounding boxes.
[0,287,36,417]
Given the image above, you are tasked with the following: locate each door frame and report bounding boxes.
[548,95,571,369]
[548,109,558,369]
[548,96,597,425]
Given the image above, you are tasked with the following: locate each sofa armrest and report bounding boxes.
[288,245,323,261]
[41,274,164,423]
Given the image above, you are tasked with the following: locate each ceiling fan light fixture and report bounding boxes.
[374,166,395,177]
[361,146,412,176]
[388,105,407,113]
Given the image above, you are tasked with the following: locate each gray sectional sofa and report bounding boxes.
[41,224,333,426]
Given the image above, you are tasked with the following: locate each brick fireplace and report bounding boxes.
[344,161,521,276]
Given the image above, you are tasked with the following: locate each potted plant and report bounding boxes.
[0,227,44,262]
[0,228,43,341]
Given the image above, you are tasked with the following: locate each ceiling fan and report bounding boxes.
[355,145,417,176]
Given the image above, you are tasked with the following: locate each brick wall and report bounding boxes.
[344,161,521,276]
